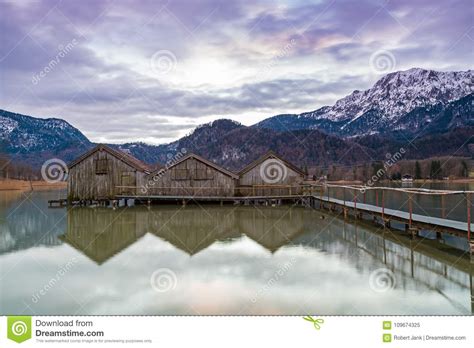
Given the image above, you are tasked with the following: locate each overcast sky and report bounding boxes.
[0,0,472,144]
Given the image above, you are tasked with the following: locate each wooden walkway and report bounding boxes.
[313,195,469,234]
[49,183,473,250]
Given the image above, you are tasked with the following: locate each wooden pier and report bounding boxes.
[49,183,474,253]
[306,184,474,254]
[312,194,470,236]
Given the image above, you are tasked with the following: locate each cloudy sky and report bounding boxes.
[0,0,472,144]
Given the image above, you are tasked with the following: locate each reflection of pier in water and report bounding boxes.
[292,218,473,314]
[59,206,473,313]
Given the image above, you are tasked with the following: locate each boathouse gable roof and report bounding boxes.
[238,150,305,176]
[148,153,239,179]
[68,144,152,173]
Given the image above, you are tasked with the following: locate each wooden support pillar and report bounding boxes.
[382,229,387,264]
[381,190,385,221]
[441,195,445,219]
[353,190,357,218]
[467,192,471,243]
[470,272,474,315]
[409,227,419,239]
[354,223,358,247]
[319,186,323,209]
[408,193,413,228]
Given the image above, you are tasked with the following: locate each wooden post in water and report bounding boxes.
[470,272,474,314]
[467,192,473,257]
[441,195,445,219]
[327,186,330,211]
[381,189,385,220]
[467,192,471,242]
[353,189,357,218]
[409,193,413,228]
[320,186,323,209]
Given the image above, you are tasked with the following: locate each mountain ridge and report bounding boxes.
[1,68,473,172]
[255,68,473,137]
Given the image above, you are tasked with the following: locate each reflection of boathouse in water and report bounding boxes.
[59,206,474,314]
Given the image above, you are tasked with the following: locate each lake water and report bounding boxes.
[0,188,472,315]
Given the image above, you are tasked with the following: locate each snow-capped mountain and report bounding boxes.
[257,68,473,136]
[0,109,92,168]
[1,68,472,172]
[0,109,91,153]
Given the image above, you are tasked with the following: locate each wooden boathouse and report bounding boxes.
[64,146,306,203]
[58,145,473,255]
[67,144,151,202]
[142,153,238,197]
[238,151,305,196]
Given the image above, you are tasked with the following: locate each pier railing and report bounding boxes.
[115,184,305,198]
[307,183,473,239]
[114,183,473,237]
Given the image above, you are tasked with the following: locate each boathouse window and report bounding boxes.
[120,172,135,194]
[95,158,109,175]
[195,168,213,180]
[173,168,191,180]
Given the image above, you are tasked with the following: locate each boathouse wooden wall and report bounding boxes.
[144,157,236,197]
[68,149,146,201]
[238,158,304,196]
[239,164,303,186]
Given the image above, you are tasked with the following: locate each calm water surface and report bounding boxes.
[0,188,472,315]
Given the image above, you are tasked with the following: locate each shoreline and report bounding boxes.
[326,178,474,185]
[0,179,67,191]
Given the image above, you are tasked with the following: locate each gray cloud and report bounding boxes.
[0,0,472,143]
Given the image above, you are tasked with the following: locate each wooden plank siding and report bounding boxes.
[67,145,149,201]
[68,147,306,200]
[237,152,305,196]
[143,154,237,197]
